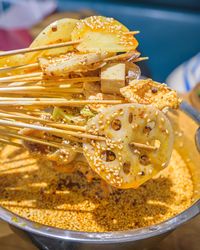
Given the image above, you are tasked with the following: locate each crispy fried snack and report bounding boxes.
[120,78,181,110]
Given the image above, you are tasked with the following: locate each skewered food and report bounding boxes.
[101,63,126,94]
[39,52,108,77]
[71,16,138,52]
[83,104,173,188]
[120,78,181,110]
[27,18,78,60]
[0,15,181,191]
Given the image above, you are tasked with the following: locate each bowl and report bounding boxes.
[0,101,199,250]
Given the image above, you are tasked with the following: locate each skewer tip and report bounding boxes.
[124,31,140,35]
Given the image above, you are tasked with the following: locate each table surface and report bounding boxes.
[0,215,200,250]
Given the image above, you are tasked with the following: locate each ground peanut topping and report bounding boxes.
[0,145,193,232]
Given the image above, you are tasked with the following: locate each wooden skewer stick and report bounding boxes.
[48,76,100,83]
[4,80,41,87]
[6,78,43,85]
[0,97,76,101]
[131,57,149,63]
[37,77,100,84]
[0,63,39,72]
[124,31,140,35]
[0,111,86,132]
[0,129,82,153]
[0,86,83,95]
[104,51,140,62]
[0,112,86,145]
[0,107,51,117]
[0,125,83,145]
[0,74,100,84]
[0,119,105,141]
[130,142,157,150]
[0,40,82,57]
[5,76,99,86]
[0,111,46,122]
[0,72,42,83]
[0,99,123,106]
[44,122,86,131]
[0,137,22,147]
[0,86,81,92]
[0,121,81,144]
[0,93,78,98]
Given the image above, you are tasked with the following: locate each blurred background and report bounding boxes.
[0,0,200,95]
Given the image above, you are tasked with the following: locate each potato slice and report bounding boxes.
[1,19,77,75]
[71,16,138,53]
[120,79,181,110]
[25,18,78,63]
[83,103,174,189]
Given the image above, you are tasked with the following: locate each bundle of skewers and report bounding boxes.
[0,16,181,190]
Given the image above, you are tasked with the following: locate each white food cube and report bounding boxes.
[101,63,125,94]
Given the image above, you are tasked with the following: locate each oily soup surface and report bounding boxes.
[0,146,193,232]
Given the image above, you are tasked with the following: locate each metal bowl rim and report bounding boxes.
[0,200,199,243]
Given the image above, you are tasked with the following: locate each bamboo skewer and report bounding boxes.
[130,142,157,151]
[131,57,149,63]
[6,76,99,85]
[0,97,83,101]
[0,119,105,141]
[6,80,41,87]
[53,77,100,83]
[0,129,82,153]
[124,31,140,35]
[0,72,42,83]
[0,99,123,107]
[104,51,140,62]
[0,111,86,131]
[0,111,47,122]
[0,93,78,98]
[0,81,83,90]
[0,108,48,117]
[0,106,51,115]
[5,78,43,85]
[0,137,22,147]
[0,86,82,92]
[0,86,83,96]
[0,111,86,132]
[0,63,39,73]
[0,40,82,57]
[0,75,100,84]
